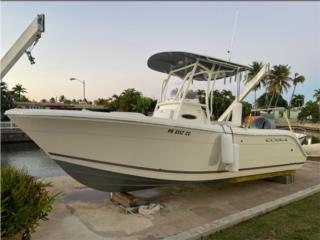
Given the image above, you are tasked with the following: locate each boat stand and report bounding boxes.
[110,192,146,208]
[229,170,296,184]
[267,173,295,184]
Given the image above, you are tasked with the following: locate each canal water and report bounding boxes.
[1,131,319,178]
[1,142,66,178]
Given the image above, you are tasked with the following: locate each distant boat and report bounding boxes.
[6,51,307,192]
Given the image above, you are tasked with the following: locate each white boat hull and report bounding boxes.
[6,109,307,192]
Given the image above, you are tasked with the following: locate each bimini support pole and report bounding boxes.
[205,66,214,123]
[174,60,199,120]
[153,74,171,113]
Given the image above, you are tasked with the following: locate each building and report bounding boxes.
[15,101,110,112]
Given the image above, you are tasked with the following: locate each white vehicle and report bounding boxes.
[6,52,307,192]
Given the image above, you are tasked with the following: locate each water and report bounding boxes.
[1,142,66,178]
[1,131,319,179]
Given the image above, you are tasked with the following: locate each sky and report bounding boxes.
[1,1,319,104]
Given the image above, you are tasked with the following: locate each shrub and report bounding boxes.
[1,167,58,240]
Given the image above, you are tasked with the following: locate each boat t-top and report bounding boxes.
[6,51,307,192]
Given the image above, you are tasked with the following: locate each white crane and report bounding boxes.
[0,14,45,79]
[218,64,269,122]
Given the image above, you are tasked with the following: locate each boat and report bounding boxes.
[5,51,307,192]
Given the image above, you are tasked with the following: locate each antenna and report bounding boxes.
[227,11,239,62]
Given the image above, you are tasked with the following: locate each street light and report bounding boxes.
[69,77,86,104]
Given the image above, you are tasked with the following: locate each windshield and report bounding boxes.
[164,76,201,103]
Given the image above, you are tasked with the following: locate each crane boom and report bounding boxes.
[0,14,45,79]
[218,64,269,122]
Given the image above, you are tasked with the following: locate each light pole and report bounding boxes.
[69,77,86,104]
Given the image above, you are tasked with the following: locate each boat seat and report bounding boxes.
[250,117,275,129]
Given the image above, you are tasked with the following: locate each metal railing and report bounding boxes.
[0,121,18,129]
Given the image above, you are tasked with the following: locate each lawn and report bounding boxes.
[204,193,320,240]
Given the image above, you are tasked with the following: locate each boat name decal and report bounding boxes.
[265,137,288,142]
[168,128,191,136]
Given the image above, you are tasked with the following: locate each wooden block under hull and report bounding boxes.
[229,170,296,183]
[110,192,137,207]
[110,192,146,208]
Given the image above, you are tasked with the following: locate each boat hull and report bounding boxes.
[55,160,184,192]
[6,109,307,192]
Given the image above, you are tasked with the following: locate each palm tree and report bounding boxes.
[245,61,264,109]
[266,65,291,108]
[314,88,320,104]
[289,73,305,107]
[12,84,27,101]
[291,94,305,108]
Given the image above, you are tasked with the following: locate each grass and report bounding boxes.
[204,193,320,240]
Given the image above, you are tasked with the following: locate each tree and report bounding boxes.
[11,84,27,101]
[245,61,264,108]
[207,89,249,120]
[314,88,320,104]
[107,94,120,110]
[18,95,30,102]
[210,90,235,120]
[242,101,252,120]
[289,73,305,107]
[49,97,56,103]
[59,95,66,103]
[117,88,142,112]
[185,90,198,99]
[291,94,304,108]
[266,65,291,108]
[1,81,15,115]
[94,98,109,106]
[298,101,320,123]
[196,90,206,104]
[256,93,288,108]
[132,97,153,115]
[40,99,47,103]
[71,99,79,104]
[102,88,156,115]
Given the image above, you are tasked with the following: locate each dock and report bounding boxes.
[32,161,320,240]
[276,122,320,132]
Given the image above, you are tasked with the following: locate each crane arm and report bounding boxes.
[218,64,269,122]
[0,14,45,79]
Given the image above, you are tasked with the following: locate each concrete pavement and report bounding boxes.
[32,161,320,240]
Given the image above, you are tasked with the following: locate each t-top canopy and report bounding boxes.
[147,51,251,81]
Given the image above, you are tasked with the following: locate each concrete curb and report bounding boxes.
[164,183,320,240]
